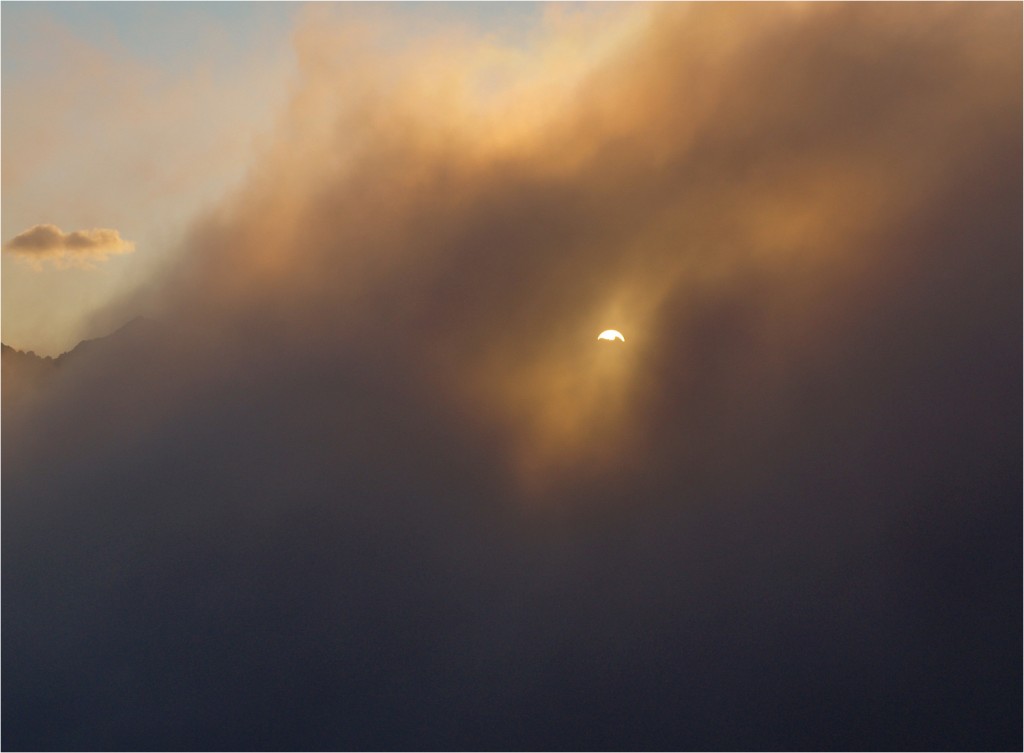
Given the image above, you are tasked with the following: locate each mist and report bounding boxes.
[3,4,1020,749]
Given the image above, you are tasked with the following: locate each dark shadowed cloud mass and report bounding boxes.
[3,4,1021,750]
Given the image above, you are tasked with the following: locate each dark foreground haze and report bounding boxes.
[4,4,1021,750]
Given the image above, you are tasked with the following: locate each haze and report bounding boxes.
[3,3,1021,750]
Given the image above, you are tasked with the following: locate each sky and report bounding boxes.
[2,3,1022,750]
[2,2,546,354]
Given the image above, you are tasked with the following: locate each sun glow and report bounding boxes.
[597,329,625,342]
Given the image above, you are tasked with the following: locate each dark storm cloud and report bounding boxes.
[4,5,1020,750]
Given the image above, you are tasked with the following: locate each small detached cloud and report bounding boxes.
[3,224,135,269]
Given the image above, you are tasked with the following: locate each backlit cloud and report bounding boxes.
[4,224,135,269]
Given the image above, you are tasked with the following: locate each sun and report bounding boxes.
[597,329,625,342]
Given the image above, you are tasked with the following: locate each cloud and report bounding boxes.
[3,224,135,269]
[3,4,1020,750]
[2,5,296,355]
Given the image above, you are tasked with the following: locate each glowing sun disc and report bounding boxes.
[597,329,625,342]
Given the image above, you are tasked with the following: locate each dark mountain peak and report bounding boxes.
[56,315,160,362]
[3,317,161,404]
[2,343,59,403]
[1,343,54,364]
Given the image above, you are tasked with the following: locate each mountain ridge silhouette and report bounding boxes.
[2,316,156,403]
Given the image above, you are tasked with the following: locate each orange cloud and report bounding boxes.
[93,3,1021,491]
[4,224,135,269]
